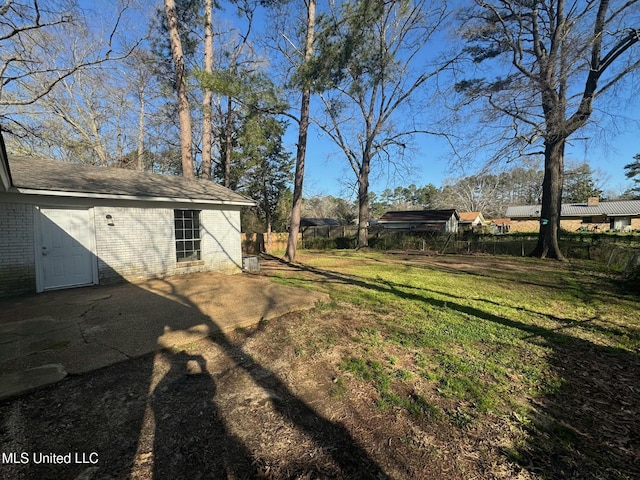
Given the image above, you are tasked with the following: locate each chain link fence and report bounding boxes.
[299,228,640,270]
[246,226,640,270]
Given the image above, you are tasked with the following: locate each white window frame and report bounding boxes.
[174,209,201,262]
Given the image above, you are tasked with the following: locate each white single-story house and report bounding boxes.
[505,198,640,233]
[0,143,254,298]
[376,209,460,234]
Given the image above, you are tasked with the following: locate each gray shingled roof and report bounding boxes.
[506,200,640,218]
[378,209,459,223]
[8,155,254,205]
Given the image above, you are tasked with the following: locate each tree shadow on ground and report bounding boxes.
[266,254,640,479]
[0,273,388,479]
[152,277,389,479]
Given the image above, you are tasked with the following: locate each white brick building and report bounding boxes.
[0,144,254,298]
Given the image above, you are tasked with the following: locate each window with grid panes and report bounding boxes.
[174,210,201,262]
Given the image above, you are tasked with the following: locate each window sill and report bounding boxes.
[176,260,205,268]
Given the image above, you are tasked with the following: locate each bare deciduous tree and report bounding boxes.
[263,0,317,262]
[0,0,137,137]
[457,0,640,259]
[313,0,454,247]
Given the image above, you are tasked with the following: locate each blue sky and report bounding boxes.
[294,125,454,198]
[89,0,639,200]
[291,52,640,199]
[266,1,640,201]
[294,106,639,201]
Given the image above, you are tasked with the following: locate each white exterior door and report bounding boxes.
[37,208,96,291]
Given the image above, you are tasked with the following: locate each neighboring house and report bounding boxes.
[489,218,511,234]
[0,148,254,298]
[299,217,344,240]
[300,218,341,227]
[377,209,460,234]
[458,211,486,231]
[505,198,640,233]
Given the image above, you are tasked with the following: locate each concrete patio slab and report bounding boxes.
[0,364,67,401]
[0,266,328,401]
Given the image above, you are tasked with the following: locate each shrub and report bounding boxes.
[335,236,356,249]
[303,236,356,250]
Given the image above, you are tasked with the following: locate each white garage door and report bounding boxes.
[37,208,97,291]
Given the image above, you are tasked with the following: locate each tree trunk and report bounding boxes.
[284,86,310,262]
[284,0,316,263]
[136,84,145,171]
[261,175,273,253]
[201,0,214,179]
[223,96,233,188]
[356,155,371,248]
[265,203,272,254]
[530,139,565,260]
[164,0,194,178]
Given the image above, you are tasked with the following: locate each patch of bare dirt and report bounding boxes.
[0,304,531,480]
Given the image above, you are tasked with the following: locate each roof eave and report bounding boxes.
[0,163,9,192]
[0,136,11,192]
[14,187,256,207]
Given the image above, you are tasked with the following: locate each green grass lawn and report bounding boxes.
[265,251,640,478]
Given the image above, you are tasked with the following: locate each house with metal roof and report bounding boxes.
[0,144,254,298]
[377,209,460,233]
[505,198,640,233]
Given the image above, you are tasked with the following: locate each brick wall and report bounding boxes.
[560,219,609,232]
[511,218,635,233]
[200,208,243,274]
[0,202,35,297]
[509,220,540,232]
[94,206,242,284]
[0,199,244,297]
[94,206,174,284]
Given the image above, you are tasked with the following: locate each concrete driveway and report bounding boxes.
[0,264,328,400]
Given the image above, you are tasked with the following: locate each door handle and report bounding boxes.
[42,246,48,256]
